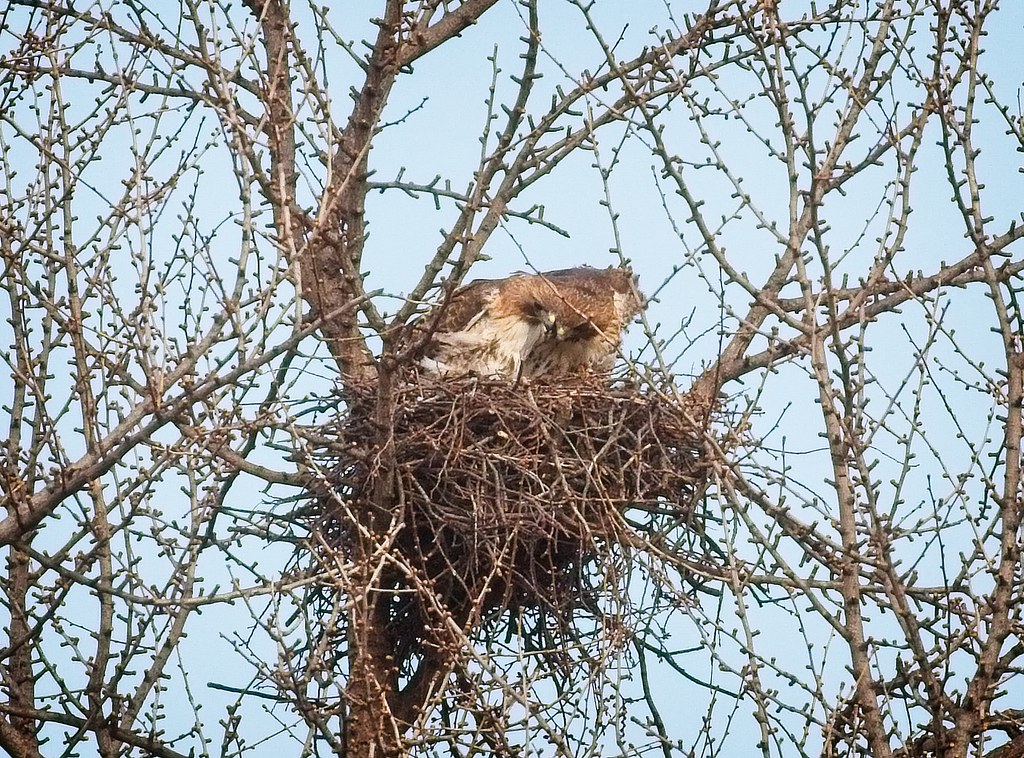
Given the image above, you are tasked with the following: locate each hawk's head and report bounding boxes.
[550,311,601,343]
[514,294,559,333]
[516,292,599,344]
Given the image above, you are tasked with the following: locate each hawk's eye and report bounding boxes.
[525,299,551,322]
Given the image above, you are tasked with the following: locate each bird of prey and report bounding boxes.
[416,266,642,380]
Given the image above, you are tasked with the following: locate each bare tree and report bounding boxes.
[2,0,1023,756]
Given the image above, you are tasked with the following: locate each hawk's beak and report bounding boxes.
[543,312,557,336]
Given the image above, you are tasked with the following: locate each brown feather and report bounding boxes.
[431,278,503,332]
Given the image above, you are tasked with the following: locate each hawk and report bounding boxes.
[416,266,643,380]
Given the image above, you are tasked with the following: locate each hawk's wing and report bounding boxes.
[416,275,539,378]
[432,278,504,333]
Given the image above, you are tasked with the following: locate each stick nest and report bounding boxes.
[310,370,718,667]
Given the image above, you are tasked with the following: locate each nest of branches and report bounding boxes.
[309,369,718,669]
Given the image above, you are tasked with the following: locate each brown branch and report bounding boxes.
[1,544,38,758]
[398,0,502,66]
[394,0,543,325]
[713,242,1024,385]
[686,0,907,407]
[0,313,327,545]
[244,0,379,380]
[0,703,189,758]
[956,286,1024,745]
